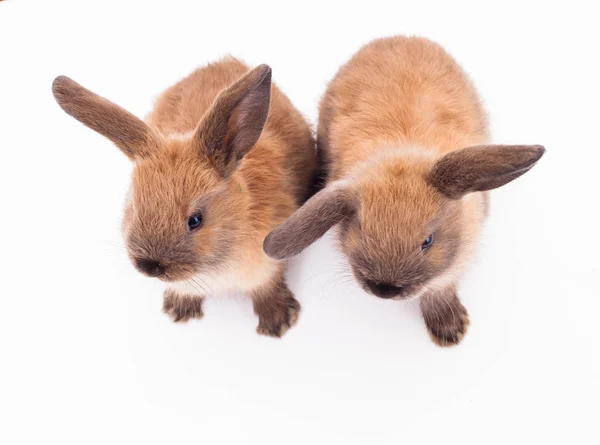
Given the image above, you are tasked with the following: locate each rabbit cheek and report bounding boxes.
[190,232,234,273]
[338,213,361,251]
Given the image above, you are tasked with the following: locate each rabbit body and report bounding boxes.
[53,58,317,337]
[318,36,490,301]
[265,36,544,345]
[146,58,316,298]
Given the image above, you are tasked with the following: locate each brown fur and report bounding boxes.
[52,76,160,160]
[251,269,301,338]
[264,182,355,260]
[264,36,544,346]
[430,144,545,199]
[420,285,470,346]
[163,289,204,323]
[53,57,317,337]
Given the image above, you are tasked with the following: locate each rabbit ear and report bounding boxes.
[52,76,157,160]
[264,183,354,260]
[195,64,272,176]
[429,144,545,199]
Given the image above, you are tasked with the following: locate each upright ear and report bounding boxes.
[195,64,272,176]
[264,183,354,260]
[429,144,545,199]
[52,76,156,160]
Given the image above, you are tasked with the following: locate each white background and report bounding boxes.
[1,1,598,444]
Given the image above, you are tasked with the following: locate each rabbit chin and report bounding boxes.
[406,259,471,302]
[365,278,450,302]
[390,290,423,302]
[360,281,423,302]
[357,257,470,302]
[165,256,282,298]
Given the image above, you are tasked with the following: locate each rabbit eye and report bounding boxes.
[187,213,204,232]
[421,234,434,250]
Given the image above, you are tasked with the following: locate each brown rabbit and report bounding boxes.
[264,36,544,346]
[53,58,317,337]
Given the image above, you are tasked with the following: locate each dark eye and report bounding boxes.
[421,234,434,250]
[187,213,204,232]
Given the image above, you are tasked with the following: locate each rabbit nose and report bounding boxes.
[365,280,403,299]
[135,258,165,277]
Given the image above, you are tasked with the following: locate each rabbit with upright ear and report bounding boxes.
[53,58,317,337]
[264,36,544,346]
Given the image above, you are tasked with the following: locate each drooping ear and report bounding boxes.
[429,144,545,199]
[264,183,354,260]
[195,64,272,176]
[52,76,156,160]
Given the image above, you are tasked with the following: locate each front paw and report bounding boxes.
[256,295,300,338]
[252,276,301,339]
[163,290,204,323]
[421,287,470,347]
[256,297,300,338]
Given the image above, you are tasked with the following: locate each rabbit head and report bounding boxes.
[53,65,272,282]
[264,144,544,299]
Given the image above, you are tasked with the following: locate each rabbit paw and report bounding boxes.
[163,290,204,323]
[421,286,470,347]
[252,279,300,338]
[256,296,300,338]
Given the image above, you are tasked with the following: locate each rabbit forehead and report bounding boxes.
[357,170,443,239]
[130,142,221,215]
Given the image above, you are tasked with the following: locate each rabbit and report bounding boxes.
[263,36,545,346]
[52,57,317,337]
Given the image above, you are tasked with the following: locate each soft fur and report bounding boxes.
[53,57,317,337]
[264,36,544,346]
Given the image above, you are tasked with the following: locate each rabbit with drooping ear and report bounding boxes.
[53,58,317,337]
[264,36,544,346]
